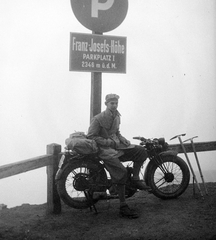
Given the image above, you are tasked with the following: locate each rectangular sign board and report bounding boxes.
[69,32,127,73]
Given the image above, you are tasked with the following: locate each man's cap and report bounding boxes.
[105,94,119,103]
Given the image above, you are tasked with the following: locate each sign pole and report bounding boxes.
[70,0,128,121]
[90,71,102,121]
[90,32,102,121]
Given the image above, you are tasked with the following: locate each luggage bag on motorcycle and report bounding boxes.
[65,132,98,155]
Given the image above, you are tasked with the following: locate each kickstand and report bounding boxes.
[84,190,98,214]
[90,204,98,214]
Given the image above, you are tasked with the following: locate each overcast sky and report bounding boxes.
[0,0,215,207]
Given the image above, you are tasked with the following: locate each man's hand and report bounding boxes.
[122,139,131,147]
[106,138,116,148]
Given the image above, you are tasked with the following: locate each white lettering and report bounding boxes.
[83,53,112,61]
[89,38,109,53]
[72,37,88,52]
[110,40,125,54]
[91,0,114,18]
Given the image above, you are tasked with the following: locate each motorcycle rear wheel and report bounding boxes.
[57,161,107,209]
[147,155,190,199]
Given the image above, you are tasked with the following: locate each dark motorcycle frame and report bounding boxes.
[55,137,190,210]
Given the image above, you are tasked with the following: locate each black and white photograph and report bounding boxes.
[0,0,216,239]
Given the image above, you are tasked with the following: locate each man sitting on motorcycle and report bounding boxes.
[87,93,149,218]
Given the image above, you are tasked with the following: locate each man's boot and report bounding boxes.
[119,204,139,219]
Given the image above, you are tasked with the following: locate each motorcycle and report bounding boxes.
[55,136,190,212]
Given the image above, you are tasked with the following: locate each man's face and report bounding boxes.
[106,100,118,112]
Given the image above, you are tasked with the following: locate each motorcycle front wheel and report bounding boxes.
[57,160,107,209]
[147,155,190,199]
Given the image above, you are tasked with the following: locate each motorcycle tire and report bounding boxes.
[147,155,190,199]
[57,160,107,209]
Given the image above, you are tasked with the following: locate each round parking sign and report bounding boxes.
[71,0,128,33]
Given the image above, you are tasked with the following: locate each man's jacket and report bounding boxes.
[87,109,131,159]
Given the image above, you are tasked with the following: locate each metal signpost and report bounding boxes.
[70,0,128,120]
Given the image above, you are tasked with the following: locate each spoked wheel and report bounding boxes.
[147,155,190,199]
[57,161,107,209]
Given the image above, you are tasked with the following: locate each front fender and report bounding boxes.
[143,150,178,185]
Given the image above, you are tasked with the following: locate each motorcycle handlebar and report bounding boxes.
[133,136,146,141]
[133,137,165,145]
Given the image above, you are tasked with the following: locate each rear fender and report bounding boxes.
[55,157,102,181]
[55,168,64,181]
[55,152,86,181]
[55,157,85,181]
[55,154,66,181]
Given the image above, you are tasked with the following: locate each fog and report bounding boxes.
[0,0,215,207]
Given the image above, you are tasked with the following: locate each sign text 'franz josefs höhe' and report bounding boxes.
[69,32,126,73]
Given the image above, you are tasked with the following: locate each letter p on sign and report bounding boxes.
[91,0,114,18]
[71,0,128,33]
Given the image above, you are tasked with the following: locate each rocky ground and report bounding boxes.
[0,183,216,240]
